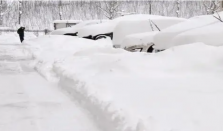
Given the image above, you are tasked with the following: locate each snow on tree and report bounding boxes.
[204,0,221,14]
[0,0,13,26]
[95,0,120,20]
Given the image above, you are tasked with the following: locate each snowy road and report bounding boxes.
[0,44,100,131]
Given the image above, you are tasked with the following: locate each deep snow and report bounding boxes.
[23,32,223,131]
[3,12,223,131]
[113,17,186,47]
[0,34,101,131]
[154,11,223,49]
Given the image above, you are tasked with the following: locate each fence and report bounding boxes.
[0,29,52,36]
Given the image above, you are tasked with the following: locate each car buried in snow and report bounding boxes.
[76,14,165,40]
[112,17,186,53]
[50,20,109,36]
[153,11,223,50]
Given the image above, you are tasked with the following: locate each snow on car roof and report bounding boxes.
[51,20,110,35]
[154,11,223,50]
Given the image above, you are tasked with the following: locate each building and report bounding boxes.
[53,20,82,30]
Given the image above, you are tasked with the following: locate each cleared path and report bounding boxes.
[0,44,100,131]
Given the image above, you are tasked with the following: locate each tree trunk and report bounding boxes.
[219,1,223,11]
[18,1,22,24]
[0,0,3,26]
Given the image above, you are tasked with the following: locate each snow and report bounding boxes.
[171,22,223,47]
[2,13,223,131]
[121,31,159,48]
[23,31,223,131]
[0,37,101,131]
[0,27,11,30]
[0,32,36,45]
[113,17,186,47]
[77,22,115,38]
[154,12,223,49]
[51,20,109,35]
[113,14,164,21]
[53,43,223,131]
[77,14,167,38]
[23,35,112,81]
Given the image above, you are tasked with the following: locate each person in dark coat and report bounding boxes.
[17,27,25,43]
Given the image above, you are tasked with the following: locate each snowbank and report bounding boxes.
[113,17,186,47]
[121,31,159,48]
[25,32,223,131]
[24,35,112,81]
[154,12,223,49]
[23,24,223,131]
[52,42,223,131]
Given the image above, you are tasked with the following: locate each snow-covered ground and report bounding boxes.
[53,43,223,131]
[2,12,223,131]
[0,32,36,45]
[0,34,101,131]
[21,32,223,131]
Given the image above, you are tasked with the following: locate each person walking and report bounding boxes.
[17,27,25,43]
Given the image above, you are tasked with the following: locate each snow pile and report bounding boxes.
[0,32,36,44]
[23,21,223,131]
[53,43,223,131]
[154,12,223,49]
[25,33,223,131]
[24,35,112,81]
[121,31,159,48]
[113,17,186,47]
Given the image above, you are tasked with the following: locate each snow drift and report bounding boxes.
[24,32,223,131]
[53,42,223,131]
[23,35,112,81]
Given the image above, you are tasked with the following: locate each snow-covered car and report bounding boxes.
[77,14,165,40]
[153,11,223,50]
[53,20,82,30]
[77,22,114,40]
[122,31,159,53]
[112,17,186,52]
[50,20,109,36]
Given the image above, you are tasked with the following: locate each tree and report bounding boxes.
[0,0,12,26]
[58,0,62,20]
[95,0,120,20]
[176,0,180,17]
[204,0,221,14]
[18,0,22,24]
